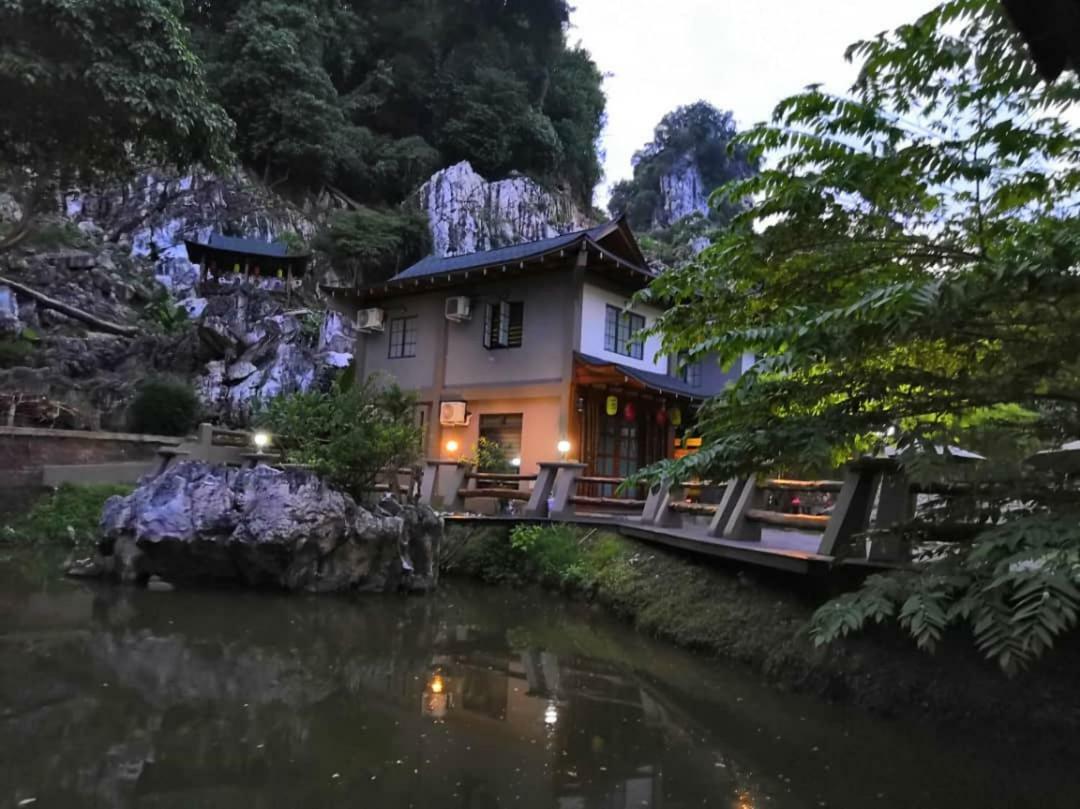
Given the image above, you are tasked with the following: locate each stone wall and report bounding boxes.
[0,427,177,515]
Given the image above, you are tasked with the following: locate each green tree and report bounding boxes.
[640,0,1080,673]
[313,206,432,285]
[0,0,233,248]
[609,102,757,232]
[259,375,422,500]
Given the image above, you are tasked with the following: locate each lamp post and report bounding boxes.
[557,439,571,461]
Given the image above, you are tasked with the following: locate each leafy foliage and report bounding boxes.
[0,0,233,244]
[609,102,757,236]
[2,483,133,551]
[258,375,422,499]
[191,0,604,208]
[638,0,1080,671]
[144,288,189,335]
[313,207,431,285]
[130,378,200,436]
[466,437,514,474]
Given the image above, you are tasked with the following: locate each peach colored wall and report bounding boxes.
[436,396,564,479]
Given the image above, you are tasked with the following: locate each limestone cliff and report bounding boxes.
[416,161,589,257]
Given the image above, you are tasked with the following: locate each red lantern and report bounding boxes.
[623,402,636,422]
[656,408,668,427]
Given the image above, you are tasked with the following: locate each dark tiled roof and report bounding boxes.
[577,353,707,400]
[392,222,618,281]
[187,234,304,259]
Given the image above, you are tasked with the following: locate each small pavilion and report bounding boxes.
[184,234,311,302]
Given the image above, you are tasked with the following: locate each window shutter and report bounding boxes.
[498,301,510,346]
[507,302,524,347]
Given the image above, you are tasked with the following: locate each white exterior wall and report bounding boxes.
[579,283,669,374]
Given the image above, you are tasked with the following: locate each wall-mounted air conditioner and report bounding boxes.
[356,308,385,333]
[439,401,469,426]
[445,296,472,322]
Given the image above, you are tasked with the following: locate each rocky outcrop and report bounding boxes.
[417,161,588,257]
[82,461,441,593]
[63,168,319,262]
[655,155,709,228]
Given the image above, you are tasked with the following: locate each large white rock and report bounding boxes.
[656,155,710,228]
[417,161,588,257]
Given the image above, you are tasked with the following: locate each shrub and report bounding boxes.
[258,374,422,500]
[2,483,132,550]
[129,377,200,436]
[0,338,34,369]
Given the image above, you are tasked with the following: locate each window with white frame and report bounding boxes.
[604,304,644,359]
[677,352,702,387]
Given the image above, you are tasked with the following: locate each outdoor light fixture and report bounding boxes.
[511,457,522,468]
[429,674,445,694]
[445,439,459,454]
[557,439,571,460]
[253,431,270,451]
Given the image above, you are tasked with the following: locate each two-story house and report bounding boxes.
[327,218,744,480]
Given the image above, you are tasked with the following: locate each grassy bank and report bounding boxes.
[1,483,131,551]
[444,522,1080,736]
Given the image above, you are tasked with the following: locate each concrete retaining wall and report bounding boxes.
[0,426,181,516]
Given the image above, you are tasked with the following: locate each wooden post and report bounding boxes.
[549,463,587,521]
[641,480,671,524]
[723,477,762,541]
[441,461,473,513]
[707,478,748,538]
[525,463,561,517]
[873,469,914,529]
[652,483,686,529]
[817,466,879,557]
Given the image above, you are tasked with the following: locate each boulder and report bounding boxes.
[88,461,442,593]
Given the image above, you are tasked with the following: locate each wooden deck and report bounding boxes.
[446,513,855,575]
[431,461,924,575]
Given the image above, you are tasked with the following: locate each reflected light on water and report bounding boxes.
[544,701,558,726]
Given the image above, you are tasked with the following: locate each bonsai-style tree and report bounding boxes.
[641,0,1080,673]
[0,0,233,249]
[259,375,422,501]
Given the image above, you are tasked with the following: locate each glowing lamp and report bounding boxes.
[623,402,636,422]
[445,439,459,454]
[511,457,522,468]
[429,674,445,694]
[557,439,571,459]
[670,407,683,427]
[605,395,619,416]
[253,431,270,450]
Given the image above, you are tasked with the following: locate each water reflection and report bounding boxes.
[0,569,1076,808]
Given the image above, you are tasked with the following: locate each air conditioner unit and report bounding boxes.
[356,307,385,333]
[445,296,472,322]
[439,401,469,426]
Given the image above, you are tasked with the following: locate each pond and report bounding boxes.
[0,553,1075,808]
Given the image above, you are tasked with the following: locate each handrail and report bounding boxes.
[576,475,630,486]
[746,509,830,530]
[669,501,717,515]
[760,478,844,493]
[457,488,531,501]
[466,472,539,482]
[570,495,646,508]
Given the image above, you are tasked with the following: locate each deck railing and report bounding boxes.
[420,456,931,562]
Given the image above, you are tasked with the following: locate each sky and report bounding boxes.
[571,0,940,208]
